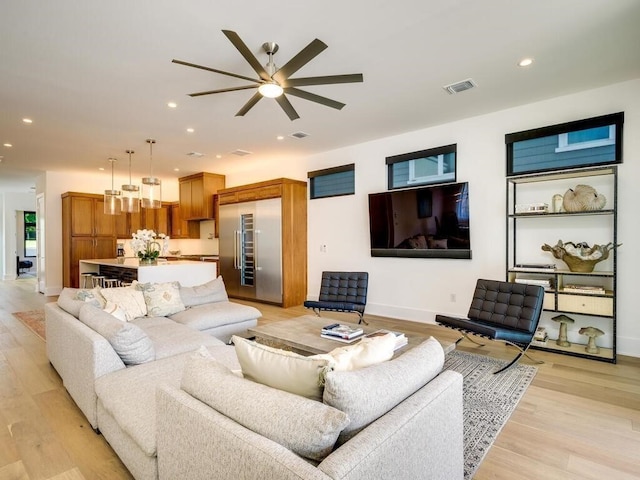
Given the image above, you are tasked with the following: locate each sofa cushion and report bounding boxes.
[178,276,228,307]
[232,336,333,401]
[181,350,349,462]
[168,301,261,331]
[135,281,185,317]
[95,345,240,457]
[323,336,444,441]
[327,332,396,371]
[100,286,147,321]
[79,304,155,365]
[57,288,86,317]
[131,316,224,359]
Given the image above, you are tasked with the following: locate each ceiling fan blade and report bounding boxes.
[172,59,260,84]
[285,88,345,110]
[272,39,328,84]
[275,95,300,121]
[235,91,263,117]
[222,30,271,81]
[282,73,364,88]
[188,85,259,97]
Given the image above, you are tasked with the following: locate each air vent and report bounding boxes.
[290,131,310,139]
[443,78,477,95]
[186,151,204,158]
[230,149,252,157]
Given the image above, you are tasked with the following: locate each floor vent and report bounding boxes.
[443,78,477,94]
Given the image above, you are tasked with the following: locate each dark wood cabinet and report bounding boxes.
[62,192,117,287]
[170,202,200,239]
[179,172,226,220]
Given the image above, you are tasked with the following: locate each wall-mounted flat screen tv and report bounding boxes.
[368,182,471,259]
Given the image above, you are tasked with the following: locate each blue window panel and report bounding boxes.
[568,126,610,143]
[310,169,355,199]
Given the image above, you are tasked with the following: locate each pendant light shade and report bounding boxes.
[141,139,161,209]
[121,149,140,213]
[104,158,122,215]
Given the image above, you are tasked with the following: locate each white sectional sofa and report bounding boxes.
[45,280,464,480]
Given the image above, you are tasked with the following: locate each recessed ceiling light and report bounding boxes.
[167,102,178,108]
[22,118,33,124]
[216,154,222,159]
[518,58,534,67]
[3,143,12,148]
[99,167,105,171]
[186,128,194,133]
[174,168,180,172]
[277,135,284,140]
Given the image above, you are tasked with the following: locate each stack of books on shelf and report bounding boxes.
[562,284,606,295]
[320,323,364,343]
[514,277,554,290]
[512,263,557,272]
[531,326,548,346]
[362,329,409,351]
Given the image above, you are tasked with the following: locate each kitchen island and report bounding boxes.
[79,258,217,287]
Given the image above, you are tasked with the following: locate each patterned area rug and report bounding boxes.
[443,350,537,479]
[12,310,46,340]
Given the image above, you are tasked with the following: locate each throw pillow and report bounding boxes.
[57,288,87,318]
[232,336,334,401]
[327,332,396,371]
[181,351,349,462]
[323,336,444,442]
[135,281,185,317]
[103,302,127,322]
[100,286,147,321]
[178,276,228,307]
[78,304,155,365]
[74,287,107,308]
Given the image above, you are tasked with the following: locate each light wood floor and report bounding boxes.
[1,278,639,480]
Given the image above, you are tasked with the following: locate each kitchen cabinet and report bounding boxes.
[62,192,117,287]
[218,178,307,308]
[506,166,618,362]
[140,204,170,235]
[170,202,200,239]
[116,211,142,239]
[179,172,226,220]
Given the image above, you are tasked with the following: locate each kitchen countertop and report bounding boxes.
[80,258,210,269]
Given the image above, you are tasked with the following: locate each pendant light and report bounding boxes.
[141,138,161,209]
[121,149,140,213]
[104,158,122,215]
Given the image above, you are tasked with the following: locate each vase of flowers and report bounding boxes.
[130,229,169,265]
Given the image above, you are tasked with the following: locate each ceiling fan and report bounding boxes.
[172,30,364,121]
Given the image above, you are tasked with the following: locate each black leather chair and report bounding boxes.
[304,271,369,324]
[436,279,544,373]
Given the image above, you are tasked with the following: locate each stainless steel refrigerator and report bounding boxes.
[218,198,283,304]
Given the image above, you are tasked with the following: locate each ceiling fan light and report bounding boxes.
[258,82,283,98]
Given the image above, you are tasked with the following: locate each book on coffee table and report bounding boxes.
[320,323,364,340]
[320,333,364,343]
[363,329,408,350]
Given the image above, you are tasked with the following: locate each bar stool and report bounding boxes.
[102,278,120,288]
[80,273,96,289]
[92,275,106,288]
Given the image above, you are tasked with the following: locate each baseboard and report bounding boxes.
[617,335,640,358]
[44,286,63,297]
[365,302,440,324]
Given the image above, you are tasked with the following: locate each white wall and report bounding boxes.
[0,192,36,280]
[305,78,640,357]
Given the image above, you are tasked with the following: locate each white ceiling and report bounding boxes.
[2,0,640,193]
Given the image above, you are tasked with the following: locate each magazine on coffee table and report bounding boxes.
[320,323,364,340]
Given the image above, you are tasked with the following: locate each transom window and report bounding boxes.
[308,164,355,199]
[556,125,615,153]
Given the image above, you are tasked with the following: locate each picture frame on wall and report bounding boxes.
[386,144,457,189]
[505,112,624,176]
